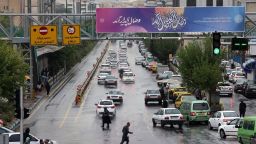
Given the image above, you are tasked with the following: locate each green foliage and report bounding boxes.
[144,33,180,64]
[177,38,222,91]
[0,41,28,122]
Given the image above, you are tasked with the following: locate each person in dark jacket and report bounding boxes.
[102,107,111,130]
[45,81,51,96]
[239,101,246,117]
[23,128,31,144]
[120,122,133,144]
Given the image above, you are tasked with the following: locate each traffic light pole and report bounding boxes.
[20,86,24,144]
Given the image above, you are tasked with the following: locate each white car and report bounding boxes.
[5,132,58,144]
[152,108,184,129]
[216,82,233,97]
[218,118,243,139]
[118,63,129,71]
[229,71,245,83]
[208,111,239,130]
[97,73,109,84]
[95,100,116,117]
[106,90,124,103]
[122,71,135,83]
[110,60,118,69]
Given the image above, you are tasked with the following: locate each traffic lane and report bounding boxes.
[24,41,109,141]
[221,92,256,116]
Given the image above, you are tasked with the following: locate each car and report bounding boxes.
[144,90,161,105]
[106,90,124,103]
[97,73,109,84]
[0,126,14,134]
[169,87,187,101]
[156,71,173,80]
[234,78,247,93]
[218,118,242,139]
[135,57,145,65]
[208,111,239,130]
[110,60,118,69]
[236,116,256,144]
[122,71,135,83]
[5,132,58,144]
[216,82,233,97]
[127,41,133,47]
[229,71,245,83]
[118,63,129,71]
[179,100,211,124]
[100,63,111,74]
[243,82,256,98]
[104,75,118,88]
[95,99,116,117]
[152,108,184,129]
[148,61,158,73]
[173,92,191,102]
[175,95,197,109]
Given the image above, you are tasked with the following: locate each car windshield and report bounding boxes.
[100,101,112,105]
[165,109,181,114]
[176,88,186,92]
[124,73,133,76]
[99,73,108,76]
[183,96,196,101]
[223,112,238,117]
[101,64,110,68]
[147,90,160,94]
[193,103,209,110]
[106,76,116,79]
[109,91,122,95]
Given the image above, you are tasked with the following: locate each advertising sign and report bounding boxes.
[62,25,81,45]
[30,25,58,46]
[96,7,245,33]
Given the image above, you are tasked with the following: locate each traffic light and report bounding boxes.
[14,89,21,119]
[212,32,221,55]
[231,37,248,51]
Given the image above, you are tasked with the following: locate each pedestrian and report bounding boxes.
[159,85,164,105]
[23,128,31,144]
[239,100,246,117]
[162,100,168,108]
[120,122,133,144]
[45,81,51,96]
[102,107,111,130]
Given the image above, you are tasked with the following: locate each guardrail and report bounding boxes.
[75,41,110,103]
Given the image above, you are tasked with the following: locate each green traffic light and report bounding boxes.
[214,48,220,55]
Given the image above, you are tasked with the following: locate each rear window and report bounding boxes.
[218,83,230,86]
[109,91,122,95]
[100,101,112,105]
[147,90,160,94]
[223,112,238,117]
[193,103,209,110]
[165,109,181,114]
[236,73,244,76]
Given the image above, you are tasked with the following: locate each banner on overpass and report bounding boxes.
[96,7,245,33]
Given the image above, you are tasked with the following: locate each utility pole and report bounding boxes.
[19,86,24,144]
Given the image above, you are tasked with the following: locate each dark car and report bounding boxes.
[144,90,161,105]
[104,75,118,88]
[243,82,256,98]
[234,78,247,93]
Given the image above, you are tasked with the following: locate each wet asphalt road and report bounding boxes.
[24,40,256,144]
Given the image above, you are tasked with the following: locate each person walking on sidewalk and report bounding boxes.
[120,122,133,144]
[239,100,246,117]
[45,81,51,96]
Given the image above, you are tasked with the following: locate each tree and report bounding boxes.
[0,41,28,122]
[177,38,223,111]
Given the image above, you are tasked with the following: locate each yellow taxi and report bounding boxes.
[175,94,196,108]
[169,87,187,101]
[149,61,157,73]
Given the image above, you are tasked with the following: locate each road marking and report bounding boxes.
[59,101,73,128]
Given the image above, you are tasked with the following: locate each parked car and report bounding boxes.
[122,71,135,83]
[144,90,161,105]
[179,100,211,124]
[106,90,124,103]
[234,78,247,93]
[135,57,145,65]
[208,111,240,130]
[218,118,242,139]
[95,99,116,117]
[236,116,256,144]
[104,75,118,88]
[152,108,184,129]
[156,71,173,80]
[97,73,109,85]
[216,82,233,97]
[5,132,58,144]
[169,87,187,101]
[0,126,14,134]
[243,82,256,98]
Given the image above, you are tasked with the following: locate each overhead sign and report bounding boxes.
[30,25,58,46]
[96,7,245,33]
[62,25,81,45]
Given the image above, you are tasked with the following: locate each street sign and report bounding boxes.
[62,25,81,45]
[30,25,58,46]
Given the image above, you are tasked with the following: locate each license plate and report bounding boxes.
[170,116,179,119]
[197,113,206,116]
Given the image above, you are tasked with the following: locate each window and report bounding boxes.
[173,0,180,7]
[159,110,164,115]
[223,112,239,117]
[165,109,181,114]
[216,0,223,6]
[193,103,209,110]
[206,0,213,6]
[217,112,221,118]
[9,134,20,142]
[229,119,239,125]
[187,0,196,6]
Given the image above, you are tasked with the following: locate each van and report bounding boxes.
[236,116,256,144]
[179,100,211,124]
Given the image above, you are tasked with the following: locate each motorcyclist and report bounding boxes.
[119,68,124,79]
